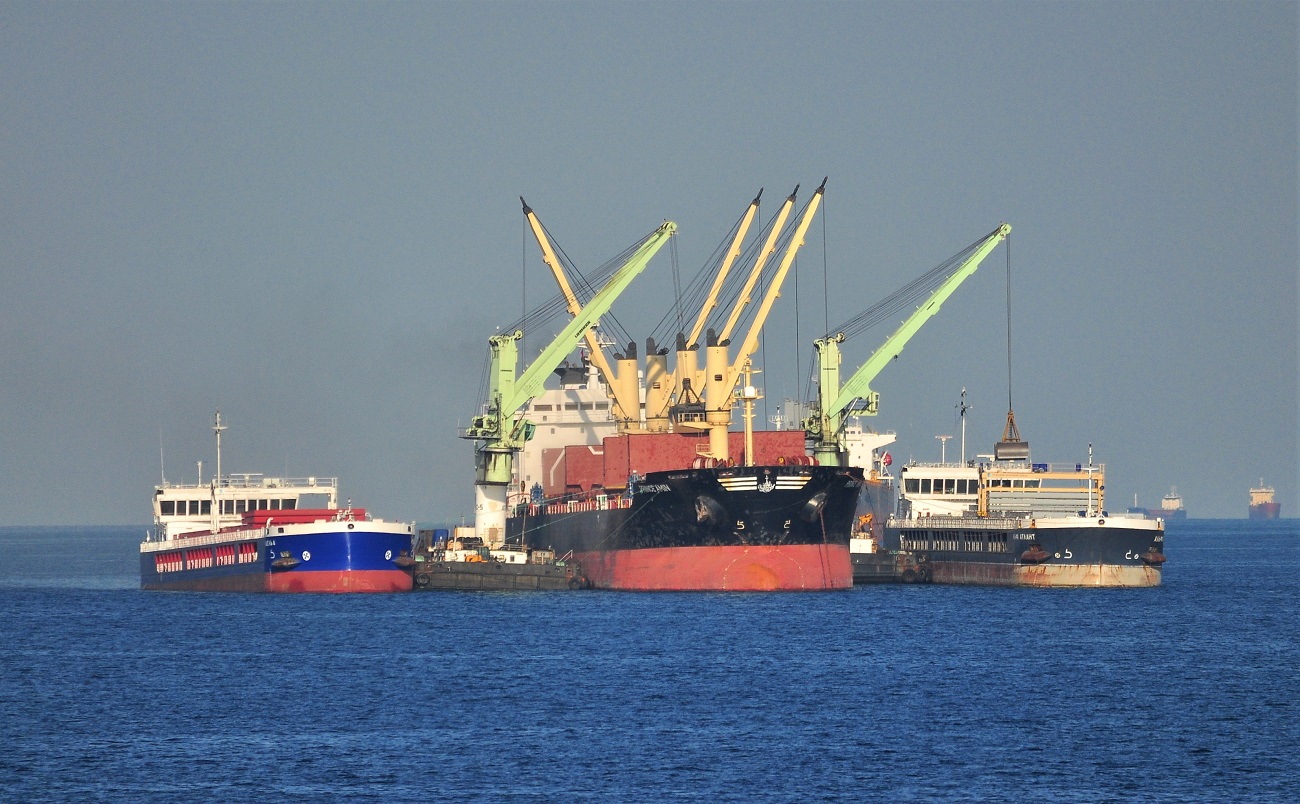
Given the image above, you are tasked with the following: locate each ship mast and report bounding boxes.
[212,411,226,534]
[738,362,761,466]
[213,411,226,488]
[958,387,970,465]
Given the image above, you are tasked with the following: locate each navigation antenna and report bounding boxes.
[994,233,1028,461]
[957,387,970,465]
[213,411,227,488]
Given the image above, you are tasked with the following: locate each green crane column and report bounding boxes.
[473,331,521,546]
[812,334,845,466]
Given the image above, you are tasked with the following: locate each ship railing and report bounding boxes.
[512,492,634,518]
[217,475,338,490]
[157,475,339,491]
[512,495,634,518]
[904,461,1105,474]
[888,514,1030,531]
[139,526,265,552]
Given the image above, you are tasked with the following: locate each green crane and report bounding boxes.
[806,223,1011,467]
[463,219,677,543]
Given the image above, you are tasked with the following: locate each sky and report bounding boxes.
[1,1,1294,525]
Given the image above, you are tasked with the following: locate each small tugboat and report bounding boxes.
[139,413,415,592]
[409,527,587,591]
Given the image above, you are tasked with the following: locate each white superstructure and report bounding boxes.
[149,412,339,540]
[511,357,618,504]
[897,459,1108,519]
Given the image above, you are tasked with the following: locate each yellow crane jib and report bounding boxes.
[520,198,642,431]
[700,179,826,462]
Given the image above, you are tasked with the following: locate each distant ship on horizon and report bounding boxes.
[1127,487,1187,521]
[1248,481,1281,520]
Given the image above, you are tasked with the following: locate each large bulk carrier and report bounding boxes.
[140,413,415,592]
[462,185,1010,591]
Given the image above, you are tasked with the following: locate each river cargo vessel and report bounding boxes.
[140,413,415,592]
[884,448,1165,587]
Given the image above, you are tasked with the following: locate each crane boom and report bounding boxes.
[464,219,676,544]
[810,223,1010,465]
[699,180,825,462]
[727,179,826,387]
[686,189,763,348]
[520,198,640,429]
[505,220,677,420]
[718,188,797,343]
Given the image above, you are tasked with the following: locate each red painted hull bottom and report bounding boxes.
[574,544,852,591]
[267,569,412,593]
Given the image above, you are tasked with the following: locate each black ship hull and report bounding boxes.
[507,464,871,590]
[885,516,1165,587]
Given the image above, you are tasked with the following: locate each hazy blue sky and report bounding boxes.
[2,1,1294,524]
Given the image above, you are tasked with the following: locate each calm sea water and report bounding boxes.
[1,520,1297,802]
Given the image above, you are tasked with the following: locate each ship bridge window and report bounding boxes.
[533,404,553,412]
[221,500,233,515]
[564,403,578,411]
[235,500,246,514]
[943,479,956,494]
[920,479,932,494]
[161,500,175,516]
[905,479,919,494]
[595,402,609,410]
[581,402,594,410]
[201,501,210,515]
[282,498,296,510]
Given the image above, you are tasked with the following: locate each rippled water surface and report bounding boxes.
[1,520,1297,801]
